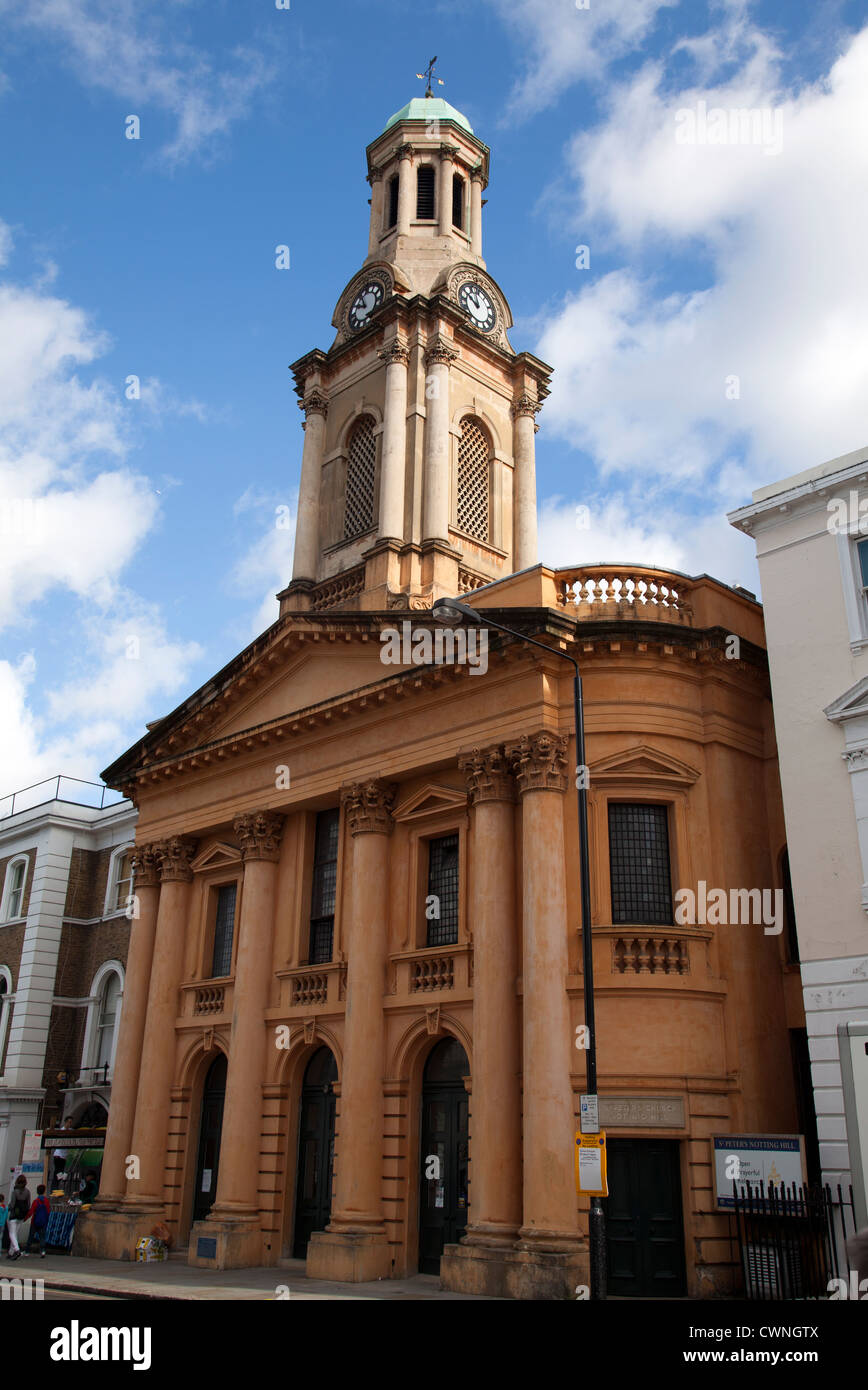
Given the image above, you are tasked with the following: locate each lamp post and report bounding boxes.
[432,595,607,1300]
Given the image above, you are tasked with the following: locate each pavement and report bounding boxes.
[2,1250,498,1300]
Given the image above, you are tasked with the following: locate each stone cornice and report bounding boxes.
[458,744,515,804]
[234,810,285,862]
[505,731,569,795]
[341,780,397,835]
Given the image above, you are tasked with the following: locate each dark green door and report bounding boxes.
[605,1138,686,1296]
[293,1047,337,1257]
[419,1039,469,1274]
[193,1054,226,1225]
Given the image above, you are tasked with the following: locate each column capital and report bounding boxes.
[341,780,397,835]
[425,337,458,368]
[439,143,459,159]
[378,342,410,368]
[395,141,415,161]
[470,165,486,185]
[156,835,198,882]
[458,745,515,804]
[301,387,329,418]
[505,731,569,795]
[511,394,540,420]
[234,810,285,862]
[367,165,385,185]
[130,842,163,889]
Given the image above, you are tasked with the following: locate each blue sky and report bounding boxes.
[1,0,868,793]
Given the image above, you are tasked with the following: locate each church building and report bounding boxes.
[80,92,810,1299]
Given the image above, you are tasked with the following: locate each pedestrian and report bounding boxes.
[0,1195,7,1255]
[78,1170,98,1205]
[6,1175,31,1260]
[25,1184,51,1258]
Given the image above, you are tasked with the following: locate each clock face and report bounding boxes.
[348,281,385,331]
[458,281,496,333]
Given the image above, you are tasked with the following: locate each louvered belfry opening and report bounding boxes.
[387,175,398,229]
[416,164,435,219]
[343,416,377,539]
[452,174,464,230]
[457,417,490,542]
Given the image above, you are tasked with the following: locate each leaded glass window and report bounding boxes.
[211,883,237,978]
[426,834,459,947]
[310,809,339,964]
[608,803,673,925]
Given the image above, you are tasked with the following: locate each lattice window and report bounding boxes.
[457,418,490,542]
[343,417,377,539]
[426,834,459,947]
[608,803,674,925]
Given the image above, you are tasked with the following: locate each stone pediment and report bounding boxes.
[825,676,868,724]
[190,842,241,873]
[589,744,700,788]
[392,783,468,823]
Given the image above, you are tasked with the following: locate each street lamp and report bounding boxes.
[432,595,607,1300]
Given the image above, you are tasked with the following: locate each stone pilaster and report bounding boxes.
[512,395,540,571]
[291,387,328,583]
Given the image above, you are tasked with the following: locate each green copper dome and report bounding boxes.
[383,97,473,134]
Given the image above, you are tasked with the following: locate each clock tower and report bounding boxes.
[280,92,552,615]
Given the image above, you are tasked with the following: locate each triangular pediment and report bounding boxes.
[825,676,868,723]
[393,783,468,823]
[590,744,701,787]
[190,842,242,873]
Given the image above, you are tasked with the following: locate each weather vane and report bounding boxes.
[416,56,444,98]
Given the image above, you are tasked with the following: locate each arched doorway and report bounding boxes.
[293,1046,338,1257]
[193,1053,227,1225]
[419,1037,469,1274]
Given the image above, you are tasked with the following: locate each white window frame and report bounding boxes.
[79,960,124,1083]
[0,965,13,1079]
[104,844,135,918]
[836,522,868,651]
[0,855,28,922]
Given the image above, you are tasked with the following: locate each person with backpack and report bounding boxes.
[0,1195,8,1255]
[6,1175,31,1260]
[25,1184,50,1257]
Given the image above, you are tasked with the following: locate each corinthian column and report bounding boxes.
[94,843,162,1208]
[456,746,521,1244]
[470,171,484,257]
[368,167,384,255]
[291,388,328,582]
[512,396,539,571]
[505,732,582,1252]
[377,343,410,540]
[439,145,457,237]
[306,780,396,1284]
[123,835,197,1213]
[206,811,284,1227]
[422,338,457,545]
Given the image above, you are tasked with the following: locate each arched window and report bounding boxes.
[104,845,134,916]
[416,165,435,219]
[456,417,490,543]
[80,962,124,1081]
[0,968,12,1076]
[1,856,27,922]
[452,174,464,230]
[343,416,377,539]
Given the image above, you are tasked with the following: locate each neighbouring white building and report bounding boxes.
[730,445,868,1220]
[0,777,136,1187]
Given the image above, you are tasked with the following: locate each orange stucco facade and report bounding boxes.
[79,95,806,1299]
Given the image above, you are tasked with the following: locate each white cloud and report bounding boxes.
[0,0,276,166]
[530,15,868,582]
[229,493,297,637]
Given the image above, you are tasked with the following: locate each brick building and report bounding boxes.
[0,777,136,1185]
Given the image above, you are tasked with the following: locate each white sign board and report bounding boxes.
[711,1134,805,1208]
[580,1094,599,1134]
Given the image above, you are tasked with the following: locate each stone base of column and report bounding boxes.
[72,1208,164,1262]
[276,578,314,615]
[187,1215,264,1270]
[305,1230,392,1283]
[461,1220,520,1248]
[419,538,461,602]
[440,1242,589,1301]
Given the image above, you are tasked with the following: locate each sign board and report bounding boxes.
[575,1131,608,1196]
[21,1131,43,1164]
[579,1095,599,1135]
[838,1021,868,1228]
[42,1135,105,1150]
[711,1134,806,1208]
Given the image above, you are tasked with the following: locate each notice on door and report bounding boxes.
[201,1168,212,1193]
[575,1131,608,1196]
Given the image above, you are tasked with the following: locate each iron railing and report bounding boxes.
[732,1181,857,1298]
[0,776,127,821]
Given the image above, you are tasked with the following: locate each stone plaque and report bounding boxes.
[197,1237,218,1259]
[598,1096,685,1129]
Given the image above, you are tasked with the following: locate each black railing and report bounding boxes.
[732,1181,857,1298]
[56,1064,110,1088]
